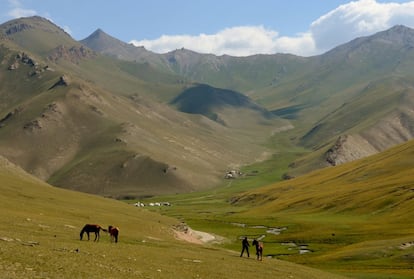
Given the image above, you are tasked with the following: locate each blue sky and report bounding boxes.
[1,0,414,56]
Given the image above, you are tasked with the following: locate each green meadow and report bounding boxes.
[142,139,414,279]
[1,17,414,279]
[0,157,348,278]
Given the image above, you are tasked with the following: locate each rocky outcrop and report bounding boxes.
[23,102,64,132]
[326,135,378,166]
[8,61,19,70]
[326,106,414,166]
[49,75,69,89]
[4,23,32,35]
[47,45,96,64]
[7,52,50,77]
[8,53,37,70]
[23,119,42,131]
[0,107,23,128]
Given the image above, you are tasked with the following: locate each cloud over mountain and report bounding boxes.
[311,0,414,51]
[131,0,414,56]
[130,26,292,57]
[7,0,36,18]
[5,0,414,56]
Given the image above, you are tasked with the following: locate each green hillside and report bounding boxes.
[0,155,348,279]
[145,139,414,279]
[2,15,414,279]
[0,16,285,197]
[170,83,273,124]
[83,23,414,179]
[233,139,414,278]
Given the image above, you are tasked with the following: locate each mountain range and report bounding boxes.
[1,16,414,197]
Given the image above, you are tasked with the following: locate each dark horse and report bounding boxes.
[80,224,107,241]
[252,239,263,261]
[108,225,119,243]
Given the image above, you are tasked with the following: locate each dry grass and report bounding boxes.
[0,156,348,278]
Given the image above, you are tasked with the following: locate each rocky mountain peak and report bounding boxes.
[86,28,113,41]
[373,24,414,46]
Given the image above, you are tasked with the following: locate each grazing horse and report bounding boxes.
[252,239,263,261]
[108,225,120,243]
[80,224,106,241]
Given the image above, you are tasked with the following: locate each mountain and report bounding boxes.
[3,16,414,198]
[81,29,308,92]
[80,28,167,68]
[0,16,283,198]
[83,24,414,178]
[170,84,274,126]
[285,25,414,174]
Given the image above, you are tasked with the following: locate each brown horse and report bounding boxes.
[80,224,107,241]
[252,239,263,261]
[108,225,119,243]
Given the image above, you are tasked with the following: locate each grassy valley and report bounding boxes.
[1,15,414,279]
[0,155,348,279]
[144,139,414,278]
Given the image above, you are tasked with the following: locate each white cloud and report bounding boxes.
[131,26,315,57]
[131,26,268,57]
[7,0,36,18]
[63,25,72,35]
[5,0,73,36]
[274,33,316,57]
[130,0,414,57]
[310,0,414,52]
[8,7,36,18]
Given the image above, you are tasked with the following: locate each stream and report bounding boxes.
[231,222,312,255]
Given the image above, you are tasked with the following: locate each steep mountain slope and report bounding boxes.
[79,28,168,69]
[83,25,414,178]
[3,16,414,198]
[170,83,274,126]
[235,138,414,215]
[81,29,309,92]
[0,16,284,198]
[284,26,414,175]
[229,139,414,277]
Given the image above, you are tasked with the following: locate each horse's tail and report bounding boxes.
[100,226,107,233]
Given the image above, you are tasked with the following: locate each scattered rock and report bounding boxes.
[0,236,14,242]
[64,224,76,229]
[49,75,69,89]
[21,241,40,246]
[0,107,22,127]
[225,169,242,179]
[23,119,42,131]
[8,61,19,70]
[399,241,414,249]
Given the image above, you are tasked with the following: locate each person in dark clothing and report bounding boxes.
[240,237,250,257]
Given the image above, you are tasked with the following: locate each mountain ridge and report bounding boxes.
[0,16,283,197]
[2,16,414,195]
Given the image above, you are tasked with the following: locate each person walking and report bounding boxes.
[240,236,250,257]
